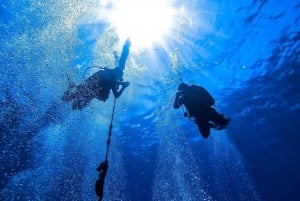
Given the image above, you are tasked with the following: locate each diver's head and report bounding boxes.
[178,82,188,92]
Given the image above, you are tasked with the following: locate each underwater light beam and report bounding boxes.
[108,0,176,49]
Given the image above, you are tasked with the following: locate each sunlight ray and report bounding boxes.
[106,0,176,49]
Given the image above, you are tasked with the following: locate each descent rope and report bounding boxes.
[95,98,117,201]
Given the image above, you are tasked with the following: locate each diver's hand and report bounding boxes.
[122,81,130,88]
[173,92,184,109]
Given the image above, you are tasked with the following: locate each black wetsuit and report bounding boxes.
[174,85,229,138]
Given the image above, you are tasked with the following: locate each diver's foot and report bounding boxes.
[210,118,230,130]
[209,122,215,129]
[213,125,227,130]
[225,117,231,125]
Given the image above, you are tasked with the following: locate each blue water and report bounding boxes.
[1,0,299,201]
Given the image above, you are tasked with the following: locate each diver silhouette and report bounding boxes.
[95,160,108,201]
[62,38,131,110]
[174,82,230,138]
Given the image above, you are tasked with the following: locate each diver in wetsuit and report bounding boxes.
[62,39,131,110]
[174,82,230,138]
[95,160,108,201]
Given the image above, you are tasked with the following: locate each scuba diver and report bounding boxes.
[62,38,131,110]
[174,82,230,138]
[95,160,108,201]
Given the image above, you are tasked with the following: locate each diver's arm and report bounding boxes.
[173,92,184,109]
[112,81,130,98]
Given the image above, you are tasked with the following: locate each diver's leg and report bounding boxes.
[62,82,76,102]
[195,118,211,138]
[208,108,230,126]
[72,96,92,110]
[70,84,94,110]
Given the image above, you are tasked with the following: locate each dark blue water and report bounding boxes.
[1,0,299,201]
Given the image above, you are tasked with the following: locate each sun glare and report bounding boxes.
[108,0,175,49]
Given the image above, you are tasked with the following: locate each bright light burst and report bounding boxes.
[108,0,176,49]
